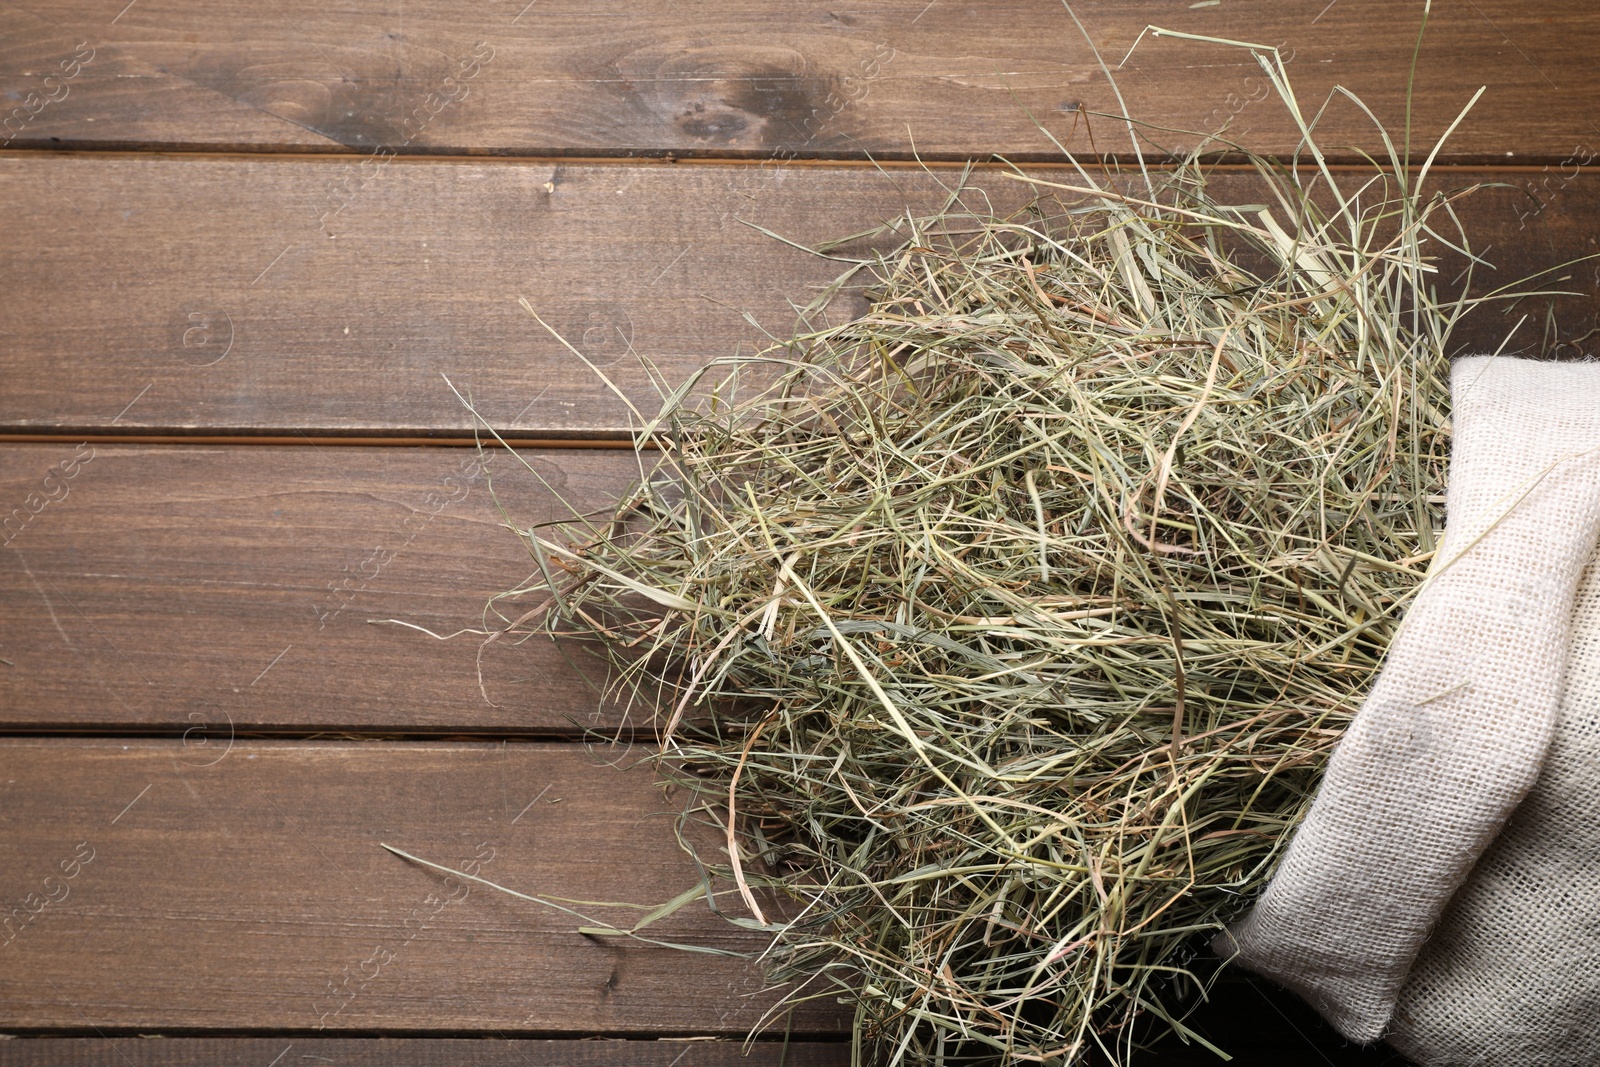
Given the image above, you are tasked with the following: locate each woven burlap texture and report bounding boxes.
[1388,546,1600,1064]
[1216,356,1600,1042]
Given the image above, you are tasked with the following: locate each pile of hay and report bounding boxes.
[502,56,1487,1066]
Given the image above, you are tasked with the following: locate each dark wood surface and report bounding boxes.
[0,1040,852,1066]
[0,155,885,439]
[0,1032,1399,1067]
[6,1,1587,1061]
[0,0,1594,163]
[2,158,1596,439]
[0,444,643,733]
[0,739,840,1033]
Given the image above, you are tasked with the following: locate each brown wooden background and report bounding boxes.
[3,2,1596,1063]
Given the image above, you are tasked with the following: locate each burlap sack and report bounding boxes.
[1215,356,1600,1043]
[1388,551,1600,1064]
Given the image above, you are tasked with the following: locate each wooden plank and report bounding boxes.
[0,738,841,1033]
[0,0,1593,163]
[0,1033,1403,1067]
[2,156,1596,438]
[0,444,643,733]
[0,155,887,438]
[0,1040,852,1066]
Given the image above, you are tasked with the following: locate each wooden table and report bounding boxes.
[3,3,1595,1063]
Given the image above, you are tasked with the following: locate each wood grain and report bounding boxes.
[0,0,1594,163]
[0,738,841,1033]
[0,155,893,438]
[2,157,1596,438]
[0,1040,852,1066]
[0,444,647,732]
[0,1032,1404,1067]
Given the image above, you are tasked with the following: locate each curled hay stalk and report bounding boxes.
[501,57,1494,1067]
